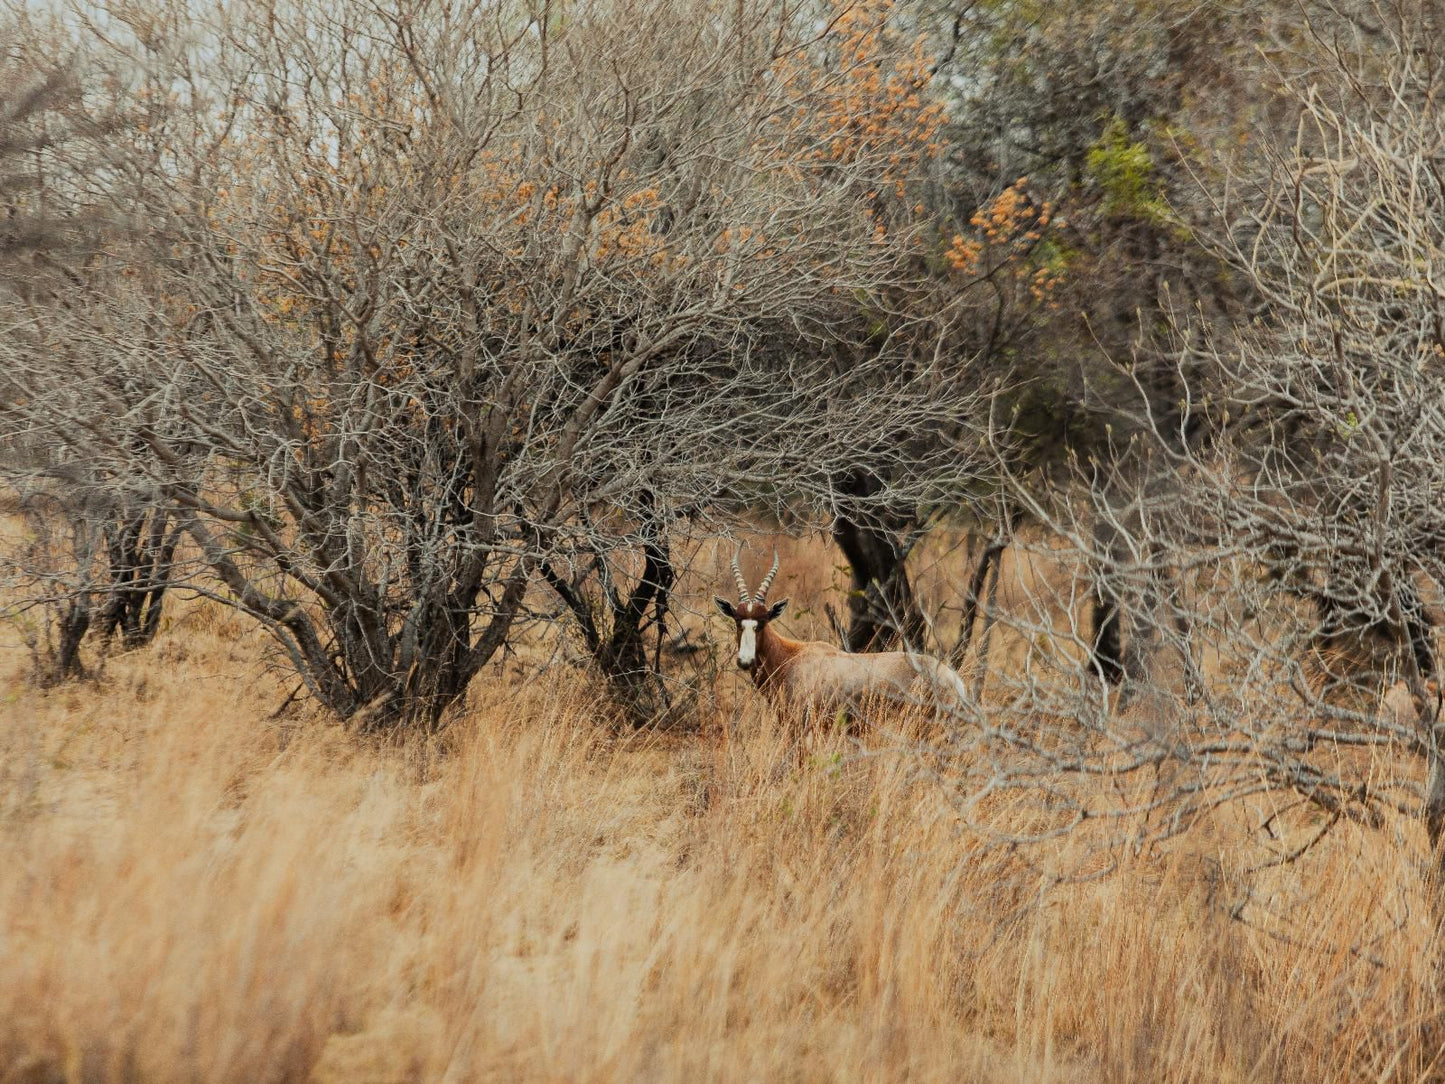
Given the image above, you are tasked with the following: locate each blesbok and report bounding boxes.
[715,548,970,717]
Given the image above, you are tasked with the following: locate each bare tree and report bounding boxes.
[0,9,174,681]
[1179,1,1445,854]
[1,0,990,726]
[926,1,1445,892]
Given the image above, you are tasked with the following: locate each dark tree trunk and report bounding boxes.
[832,471,924,653]
[599,510,674,724]
[952,537,1005,668]
[1089,590,1126,686]
[541,494,676,726]
[1088,518,1128,686]
[952,508,1025,668]
[99,509,181,650]
[351,563,532,732]
[54,594,91,681]
[35,510,99,684]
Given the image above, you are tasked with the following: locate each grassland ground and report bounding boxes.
[2,536,1444,1082]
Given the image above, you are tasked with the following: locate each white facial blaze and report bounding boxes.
[737,619,759,668]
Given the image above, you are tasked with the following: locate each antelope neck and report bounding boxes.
[749,622,803,690]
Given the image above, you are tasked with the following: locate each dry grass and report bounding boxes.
[3,541,1445,1083]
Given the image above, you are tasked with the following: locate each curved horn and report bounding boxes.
[754,548,780,603]
[731,545,750,604]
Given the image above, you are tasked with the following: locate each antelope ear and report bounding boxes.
[714,597,737,619]
[767,597,789,621]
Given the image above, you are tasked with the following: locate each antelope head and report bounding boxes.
[714,547,789,671]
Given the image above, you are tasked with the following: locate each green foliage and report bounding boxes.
[1032,237,1072,276]
[1086,117,1170,224]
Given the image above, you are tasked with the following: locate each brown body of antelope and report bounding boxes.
[715,549,970,716]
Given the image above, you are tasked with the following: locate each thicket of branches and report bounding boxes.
[933,0,1445,886]
[1,0,1011,725]
[5,0,1445,883]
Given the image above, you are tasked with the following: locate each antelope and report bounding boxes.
[714,548,970,717]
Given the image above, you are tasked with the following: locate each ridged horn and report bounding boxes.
[754,548,780,603]
[731,545,750,604]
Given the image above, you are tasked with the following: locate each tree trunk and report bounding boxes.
[55,594,91,681]
[351,563,533,732]
[99,509,180,649]
[595,524,674,725]
[832,471,924,653]
[47,512,98,683]
[541,497,676,726]
[952,508,1025,669]
[952,536,1005,668]
[1089,517,1128,686]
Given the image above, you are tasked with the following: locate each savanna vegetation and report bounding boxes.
[4,0,1445,1080]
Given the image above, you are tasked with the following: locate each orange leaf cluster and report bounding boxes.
[767,0,945,205]
[946,181,1062,307]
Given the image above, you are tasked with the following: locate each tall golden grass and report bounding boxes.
[2,538,1443,1082]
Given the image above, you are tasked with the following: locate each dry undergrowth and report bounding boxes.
[2,567,1444,1083]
